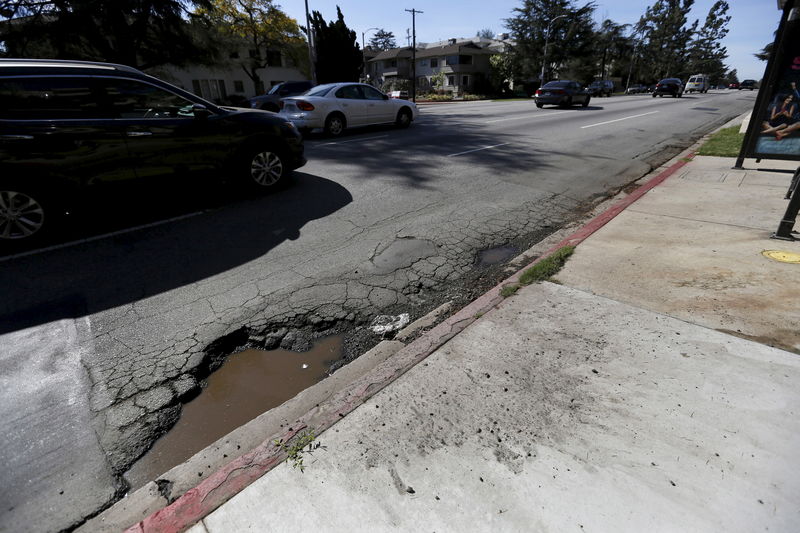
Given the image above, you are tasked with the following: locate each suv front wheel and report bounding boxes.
[238,146,289,192]
[0,184,53,242]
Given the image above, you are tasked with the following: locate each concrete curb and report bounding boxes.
[121,148,706,533]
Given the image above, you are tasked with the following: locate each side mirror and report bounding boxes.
[193,104,213,119]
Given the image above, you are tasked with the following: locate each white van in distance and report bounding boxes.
[685,74,710,93]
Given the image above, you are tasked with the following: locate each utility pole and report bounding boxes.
[362,27,379,83]
[540,14,568,85]
[304,0,316,85]
[405,8,423,102]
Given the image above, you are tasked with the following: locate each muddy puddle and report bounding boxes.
[476,245,519,267]
[124,335,343,490]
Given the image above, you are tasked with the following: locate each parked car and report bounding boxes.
[739,80,757,91]
[0,59,305,242]
[626,84,648,94]
[684,74,709,93]
[653,78,684,98]
[249,80,314,112]
[534,80,591,108]
[278,82,418,137]
[728,82,740,89]
[586,80,614,97]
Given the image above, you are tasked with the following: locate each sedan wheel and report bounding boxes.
[247,150,285,189]
[395,109,412,128]
[0,189,47,241]
[325,114,345,137]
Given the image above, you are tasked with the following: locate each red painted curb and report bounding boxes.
[124,153,692,533]
[544,154,693,253]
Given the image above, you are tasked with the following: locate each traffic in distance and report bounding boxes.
[0,59,755,247]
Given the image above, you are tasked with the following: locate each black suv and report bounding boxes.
[653,78,683,98]
[249,81,314,112]
[739,79,757,91]
[0,59,306,242]
[587,80,614,97]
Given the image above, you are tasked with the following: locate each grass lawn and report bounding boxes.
[697,125,745,157]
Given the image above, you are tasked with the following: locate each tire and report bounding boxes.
[324,113,346,137]
[239,146,289,192]
[536,103,543,108]
[395,108,412,128]
[582,96,590,107]
[0,184,54,243]
[677,92,682,98]
[652,93,657,98]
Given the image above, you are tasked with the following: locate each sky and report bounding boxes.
[282,0,778,81]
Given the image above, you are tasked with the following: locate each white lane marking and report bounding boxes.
[0,211,203,263]
[485,110,571,123]
[581,111,660,129]
[447,143,511,157]
[316,135,388,146]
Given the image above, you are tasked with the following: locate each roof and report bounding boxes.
[416,42,493,59]
[369,48,414,62]
[0,59,143,76]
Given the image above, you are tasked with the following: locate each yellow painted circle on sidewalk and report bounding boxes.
[762,250,800,264]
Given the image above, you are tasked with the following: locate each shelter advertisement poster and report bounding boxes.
[749,3,800,160]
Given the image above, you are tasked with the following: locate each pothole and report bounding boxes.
[123,335,344,490]
[476,244,520,267]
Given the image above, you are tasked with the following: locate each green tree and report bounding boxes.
[368,28,396,50]
[505,0,597,82]
[309,6,362,83]
[477,28,495,39]
[636,0,697,81]
[200,0,305,94]
[594,19,630,80]
[755,42,773,62]
[685,0,730,81]
[0,0,215,69]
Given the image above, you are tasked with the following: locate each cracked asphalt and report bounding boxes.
[0,90,756,532]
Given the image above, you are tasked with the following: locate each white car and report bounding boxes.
[278,82,418,136]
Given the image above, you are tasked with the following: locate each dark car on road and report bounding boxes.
[626,84,648,94]
[534,80,591,108]
[587,80,614,97]
[249,80,314,112]
[653,78,683,98]
[739,80,757,91]
[0,59,306,243]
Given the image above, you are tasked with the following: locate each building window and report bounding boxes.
[430,58,439,68]
[390,59,397,68]
[446,55,473,65]
[267,50,282,66]
[447,75,455,86]
[234,80,244,93]
[462,75,469,87]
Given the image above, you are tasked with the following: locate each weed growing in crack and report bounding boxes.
[518,245,575,285]
[500,284,520,298]
[274,430,321,472]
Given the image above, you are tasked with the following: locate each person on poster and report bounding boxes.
[761,92,799,138]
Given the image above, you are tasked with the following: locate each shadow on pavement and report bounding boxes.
[0,172,352,334]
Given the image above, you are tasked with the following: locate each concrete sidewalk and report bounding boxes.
[127,133,800,532]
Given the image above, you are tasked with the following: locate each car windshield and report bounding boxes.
[543,81,569,88]
[305,84,336,97]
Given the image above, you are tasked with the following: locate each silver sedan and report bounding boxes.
[278,83,419,136]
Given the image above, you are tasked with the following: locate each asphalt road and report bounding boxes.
[0,90,756,532]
